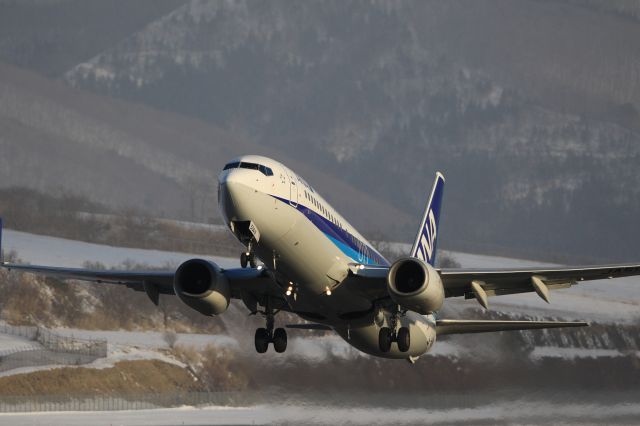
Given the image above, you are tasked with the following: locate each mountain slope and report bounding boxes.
[60,0,640,261]
[0,0,187,77]
[0,62,412,233]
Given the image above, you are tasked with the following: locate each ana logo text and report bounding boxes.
[416,209,437,262]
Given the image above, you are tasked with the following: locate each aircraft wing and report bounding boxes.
[347,263,640,306]
[0,262,280,307]
[439,264,640,302]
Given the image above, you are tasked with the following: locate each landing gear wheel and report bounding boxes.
[397,327,410,352]
[255,328,269,353]
[273,328,288,353]
[379,327,393,353]
[249,253,257,268]
[240,252,248,269]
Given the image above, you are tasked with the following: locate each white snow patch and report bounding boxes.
[2,229,238,269]
[0,334,39,355]
[2,401,640,425]
[50,328,236,350]
[529,346,632,360]
[424,341,460,357]
[0,340,188,378]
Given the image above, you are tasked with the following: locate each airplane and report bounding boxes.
[2,154,640,362]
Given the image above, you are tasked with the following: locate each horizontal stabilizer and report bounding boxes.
[286,323,332,331]
[436,319,588,335]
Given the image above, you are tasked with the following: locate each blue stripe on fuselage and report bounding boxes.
[270,195,389,266]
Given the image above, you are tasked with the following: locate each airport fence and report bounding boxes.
[0,323,107,373]
[0,391,257,412]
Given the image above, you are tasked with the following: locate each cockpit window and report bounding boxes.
[224,161,273,176]
[223,162,240,170]
[239,162,259,171]
[259,165,274,176]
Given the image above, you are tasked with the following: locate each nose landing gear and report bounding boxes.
[240,242,257,268]
[240,251,257,268]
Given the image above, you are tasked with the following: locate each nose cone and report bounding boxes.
[218,171,253,223]
[218,181,235,224]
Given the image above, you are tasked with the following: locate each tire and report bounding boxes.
[240,252,248,269]
[249,254,257,269]
[273,328,288,353]
[378,327,392,353]
[255,328,269,353]
[397,327,411,353]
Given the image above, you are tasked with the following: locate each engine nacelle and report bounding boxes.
[173,259,230,316]
[386,257,444,314]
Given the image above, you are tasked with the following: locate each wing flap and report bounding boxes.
[436,319,589,335]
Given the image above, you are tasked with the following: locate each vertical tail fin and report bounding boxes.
[410,172,445,266]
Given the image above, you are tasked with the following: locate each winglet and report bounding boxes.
[410,172,445,266]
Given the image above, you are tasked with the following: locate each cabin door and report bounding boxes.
[288,173,299,208]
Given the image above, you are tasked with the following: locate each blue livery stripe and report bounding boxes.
[271,196,389,266]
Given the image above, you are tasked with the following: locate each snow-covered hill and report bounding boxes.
[4,229,639,323]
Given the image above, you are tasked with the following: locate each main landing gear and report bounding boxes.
[254,306,287,354]
[378,309,410,353]
[240,242,257,268]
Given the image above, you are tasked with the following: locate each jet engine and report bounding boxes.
[386,257,444,314]
[174,259,230,316]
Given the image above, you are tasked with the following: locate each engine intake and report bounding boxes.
[174,259,230,316]
[387,257,444,314]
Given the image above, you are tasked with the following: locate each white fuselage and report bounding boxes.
[218,155,436,359]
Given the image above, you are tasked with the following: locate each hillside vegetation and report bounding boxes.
[0,252,225,333]
[0,360,201,397]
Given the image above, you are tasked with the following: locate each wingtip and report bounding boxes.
[436,171,445,181]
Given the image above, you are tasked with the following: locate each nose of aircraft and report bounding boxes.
[218,174,237,223]
[218,171,254,223]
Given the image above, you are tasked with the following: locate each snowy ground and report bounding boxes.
[1,229,239,269]
[3,229,639,323]
[2,400,640,425]
[0,334,39,356]
[49,328,236,350]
